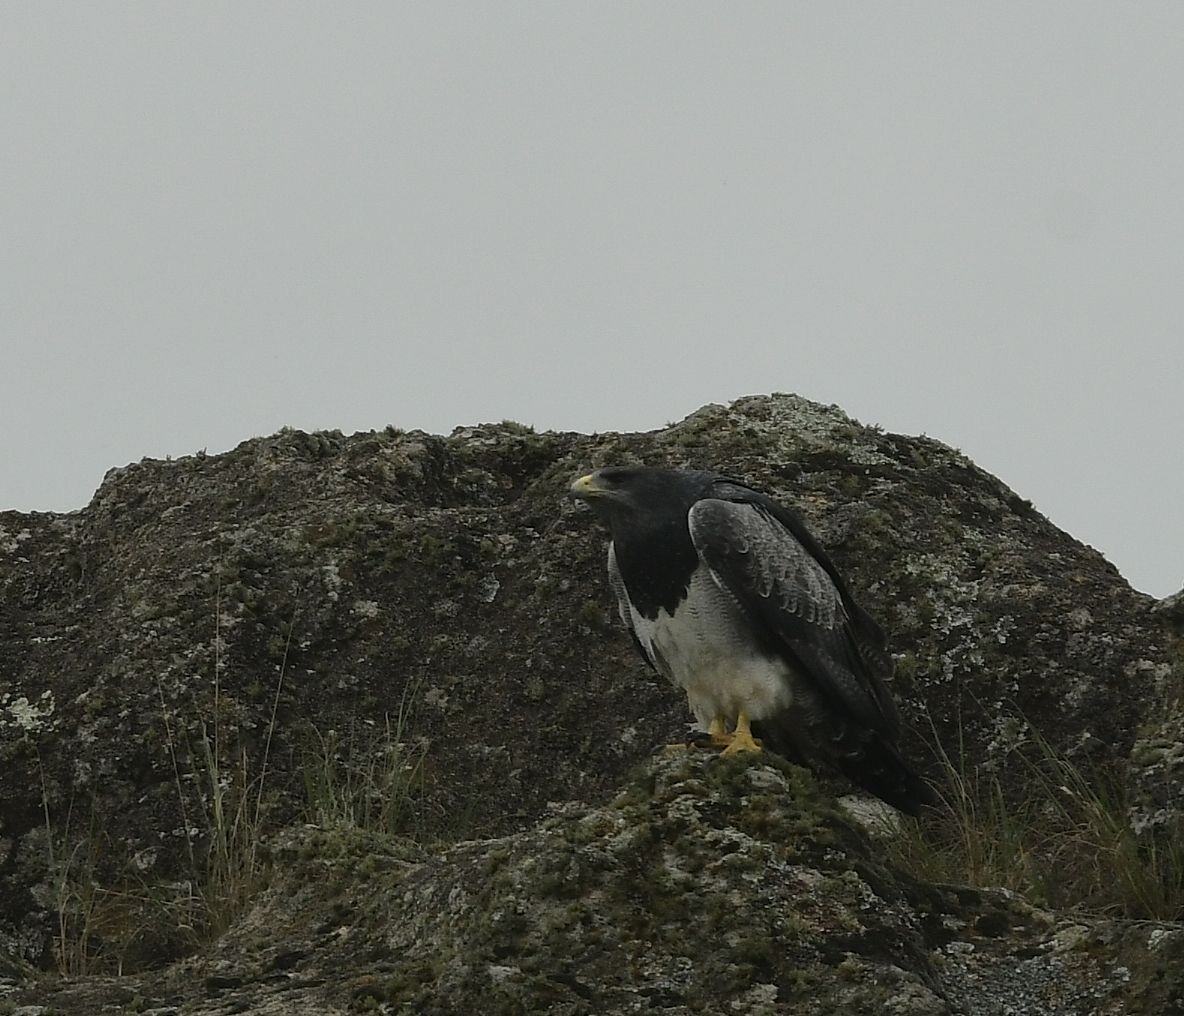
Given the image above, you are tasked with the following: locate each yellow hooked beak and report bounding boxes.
[569,472,605,499]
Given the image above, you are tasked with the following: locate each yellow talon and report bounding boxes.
[706,716,732,748]
[686,715,734,751]
[690,713,764,754]
[720,711,763,756]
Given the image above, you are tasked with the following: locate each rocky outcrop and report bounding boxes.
[9,750,1182,1015]
[1,394,1180,1005]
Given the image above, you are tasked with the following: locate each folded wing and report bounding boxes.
[687,494,901,739]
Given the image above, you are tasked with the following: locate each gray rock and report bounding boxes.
[1,394,1180,1011]
[8,750,1175,1015]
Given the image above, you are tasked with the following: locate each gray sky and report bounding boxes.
[2,3,1181,597]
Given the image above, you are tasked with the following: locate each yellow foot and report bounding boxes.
[688,716,732,750]
[686,733,731,750]
[687,714,764,754]
[719,712,763,756]
[720,729,763,756]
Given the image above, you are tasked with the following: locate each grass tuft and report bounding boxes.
[889,716,1184,922]
[300,679,427,836]
[36,571,428,976]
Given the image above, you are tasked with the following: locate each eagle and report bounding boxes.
[570,466,935,815]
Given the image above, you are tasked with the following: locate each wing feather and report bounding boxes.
[687,496,899,737]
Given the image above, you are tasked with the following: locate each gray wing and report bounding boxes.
[687,498,900,737]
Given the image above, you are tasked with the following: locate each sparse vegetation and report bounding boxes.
[300,679,427,836]
[8,395,1182,1012]
[37,586,427,976]
[497,419,536,435]
[889,716,1184,922]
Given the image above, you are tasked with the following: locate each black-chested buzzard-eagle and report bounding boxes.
[570,466,934,815]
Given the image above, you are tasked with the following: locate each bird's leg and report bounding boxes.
[720,711,763,756]
[687,715,732,750]
[705,715,733,748]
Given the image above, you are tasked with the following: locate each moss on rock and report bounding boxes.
[1,394,1180,1012]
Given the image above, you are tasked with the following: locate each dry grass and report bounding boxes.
[299,678,427,836]
[889,717,1184,922]
[41,572,298,974]
[38,591,428,977]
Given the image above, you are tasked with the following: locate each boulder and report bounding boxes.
[11,750,1179,1015]
[1,394,1178,987]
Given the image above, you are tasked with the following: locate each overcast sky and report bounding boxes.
[2,4,1181,597]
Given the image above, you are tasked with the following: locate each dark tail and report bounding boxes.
[838,735,939,816]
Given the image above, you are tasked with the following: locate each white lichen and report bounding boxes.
[1,689,56,733]
[1148,927,1180,952]
[323,559,343,601]
[352,599,380,618]
[423,687,449,711]
[0,525,31,555]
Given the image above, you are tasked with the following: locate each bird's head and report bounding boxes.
[569,466,712,529]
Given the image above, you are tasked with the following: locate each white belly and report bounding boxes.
[623,564,795,730]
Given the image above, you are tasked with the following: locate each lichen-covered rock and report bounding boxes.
[1,394,1177,970]
[1151,588,1184,633]
[6,750,1171,1015]
[370,753,944,1015]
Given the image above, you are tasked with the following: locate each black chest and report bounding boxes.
[610,516,700,619]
